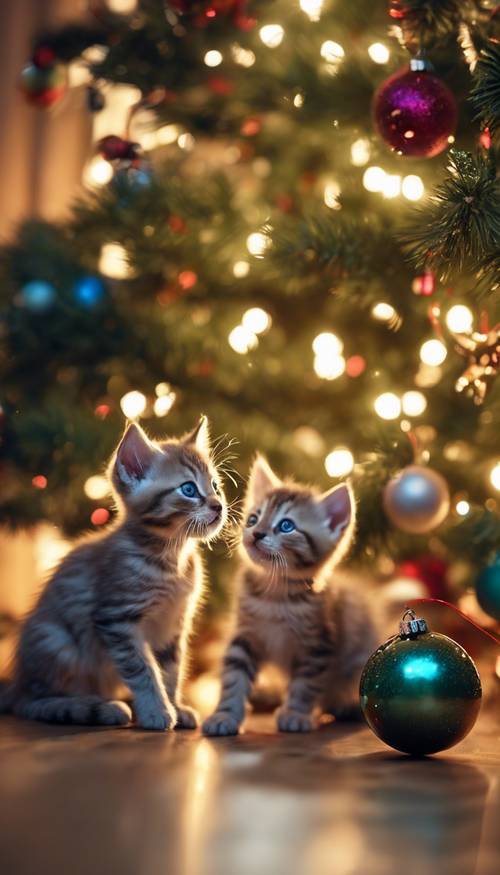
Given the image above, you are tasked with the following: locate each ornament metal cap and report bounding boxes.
[399,608,428,638]
[410,57,434,73]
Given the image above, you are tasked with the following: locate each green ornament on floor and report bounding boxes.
[475,553,500,621]
[360,610,482,756]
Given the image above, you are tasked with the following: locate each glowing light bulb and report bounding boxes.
[107,0,137,12]
[84,475,109,500]
[456,500,470,516]
[259,25,284,48]
[246,232,270,257]
[420,339,447,366]
[231,45,255,67]
[300,0,324,21]
[351,138,371,166]
[312,332,343,356]
[320,41,344,64]
[314,354,345,380]
[402,175,424,201]
[204,50,223,67]
[242,307,271,334]
[83,157,113,188]
[228,325,258,354]
[363,166,386,192]
[490,462,500,491]
[323,179,341,209]
[325,448,354,478]
[154,393,176,417]
[446,305,473,333]
[233,260,250,278]
[374,392,401,420]
[402,391,427,416]
[382,174,401,199]
[156,124,180,145]
[368,42,390,64]
[372,302,396,322]
[293,92,304,107]
[178,132,195,150]
[99,243,132,279]
[120,390,147,419]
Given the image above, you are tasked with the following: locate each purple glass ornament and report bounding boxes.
[373,65,457,158]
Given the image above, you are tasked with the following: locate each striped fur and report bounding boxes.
[203,455,378,736]
[4,417,226,730]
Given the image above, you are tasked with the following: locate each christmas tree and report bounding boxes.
[2,0,500,608]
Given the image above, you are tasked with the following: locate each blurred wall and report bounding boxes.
[0,0,91,617]
[0,0,92,236]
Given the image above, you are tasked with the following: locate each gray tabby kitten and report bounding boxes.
[1,417,226,730]
[203,455,378,736]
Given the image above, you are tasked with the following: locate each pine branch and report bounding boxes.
[402,149,500,289]
[470,42,500,138]
[440,509,500,564]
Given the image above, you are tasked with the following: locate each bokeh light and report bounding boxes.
[402,175,424,201]
[99,243,132,279]
[402,391,427,416]
[204,50,223,67]
[320,41,344,64]
[84,475,109,500]
[120,390,147,419]
[312,332,343,356]
[363,166,385,192]
[420,339,447,366]
[490,462,500,491]
[259,25,284,48]
[445,305,473,333]
[374,392,401,420]
[368,43,390,64]
[246,232,270,257]
[242,307,271,334]
[228,325,258,354]
[455,500,470,516]
[325,447,354,477]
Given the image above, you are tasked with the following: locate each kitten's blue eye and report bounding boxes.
[247,513,258,527]
[278,518,296,534]
[180,481,199,498]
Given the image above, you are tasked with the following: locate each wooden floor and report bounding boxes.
[0,700,498,875]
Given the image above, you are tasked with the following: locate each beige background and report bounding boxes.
[0,1,92,613]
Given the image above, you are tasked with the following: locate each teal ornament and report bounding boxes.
[360,610,482,755]
[475,553,500,621]
[21,280,56,311]
[73,276,105,307]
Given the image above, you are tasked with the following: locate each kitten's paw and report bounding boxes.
[175,705,199,730]
[135,700,176,731]
[202,711,241,737]
[100,700,133,726]
[277,708,314,733]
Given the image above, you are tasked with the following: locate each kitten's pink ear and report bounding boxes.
[115,423,156,482]
[184,415,210,455]
[247,455,281,504]
[318,483,354,539]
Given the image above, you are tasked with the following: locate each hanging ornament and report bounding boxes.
[97,135,140,162]
[360,609,482,755]
[383,464,450,534]
[453,320,500,405]
[475,553,500,621]
[20,47,66,108]
[412,270,435,296]
[373,58,457,157]
[397,556,449,600]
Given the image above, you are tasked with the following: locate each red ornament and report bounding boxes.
[32,475,47,489]
[97,135,139,162]
[412,271,436,296]
[398,556,449,600]
[373,63,457,158]
[20,60,66,108]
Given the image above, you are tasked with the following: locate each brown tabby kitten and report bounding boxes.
[1,417,226,730]
[202,455,378,736]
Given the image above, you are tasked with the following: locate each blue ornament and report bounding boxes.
[475,553,500,621]
[21,280,56,311]
[73,275,105,307]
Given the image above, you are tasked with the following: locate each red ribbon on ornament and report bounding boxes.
[408,597,500,646]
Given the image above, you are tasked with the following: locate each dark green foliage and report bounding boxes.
[402,150,500,290]
[470,42,500,138]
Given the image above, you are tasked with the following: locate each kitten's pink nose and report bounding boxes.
[253,531,266,542]
[209,500,222,515]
